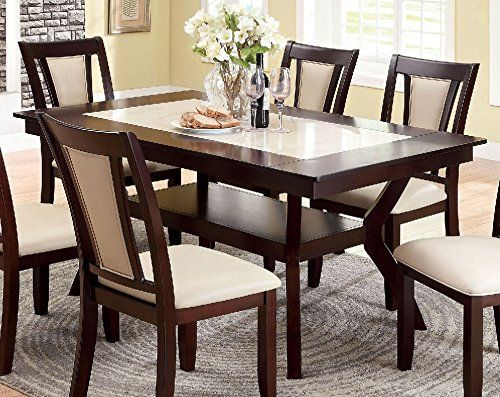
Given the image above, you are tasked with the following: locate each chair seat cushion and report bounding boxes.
[52,158,175,177]
[324,178,447,214]
[100,244,281,309]
[394,236,500,296]
[1,203,77,256]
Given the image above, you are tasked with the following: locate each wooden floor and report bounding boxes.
[0,149,498,396]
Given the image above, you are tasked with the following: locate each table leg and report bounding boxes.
[364,178,426,330]
[285,195,302,379]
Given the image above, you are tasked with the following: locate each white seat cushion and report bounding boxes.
[1,204,76,256]
[325,178,447,214]
[52,158,172,177]
[100,245,281,309]
[394,236,500,296]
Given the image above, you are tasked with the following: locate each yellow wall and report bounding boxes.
[168,0,498,142]
[85,0,170,91]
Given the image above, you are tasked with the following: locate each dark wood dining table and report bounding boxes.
[14,90,486,379]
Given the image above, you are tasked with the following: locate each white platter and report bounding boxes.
[170,121,240,135]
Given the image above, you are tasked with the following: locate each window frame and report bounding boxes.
[296,0,456,90]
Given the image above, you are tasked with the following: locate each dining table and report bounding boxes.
[13,89,486,379]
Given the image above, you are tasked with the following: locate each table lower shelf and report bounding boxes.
[129,182,365,261]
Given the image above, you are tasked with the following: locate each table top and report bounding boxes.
[18,90,486,198]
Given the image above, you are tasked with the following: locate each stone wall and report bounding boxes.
[0,0,5,92]
[20,0,85,107]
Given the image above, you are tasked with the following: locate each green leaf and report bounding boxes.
[240,47,253,58]
[193,47,207,57]
[230,56,250,69]
[246,52,257,65]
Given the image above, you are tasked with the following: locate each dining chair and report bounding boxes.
[37,112,280,397]
[18,37,182,207]
[281,40,359,114]
[310,54,480,305]
[394,181,500,397]
[0,148,78,375]
[211,41,360,270]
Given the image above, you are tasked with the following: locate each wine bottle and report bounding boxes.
[254,53,269,128]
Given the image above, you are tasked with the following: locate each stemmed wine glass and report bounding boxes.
[244,67,265,131]
[269,67,291,133]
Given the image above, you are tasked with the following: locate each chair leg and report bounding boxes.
[397,274,415,371]
[69,271,80,297]
[199,237,215,249]
[493,306,500,354]
[463,298,483,397]
[33,267,49,315]
[384,216,400,311]
[258,290,277,397]
[156,322,176,397]
[178,322,197,372]
[307,257,323,288]
[69,278,98,397]
[102,306,120,343]
[264,258,276,273]
[0,263,20,375]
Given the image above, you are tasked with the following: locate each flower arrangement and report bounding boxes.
[184,4,286,67]
[184,4,286,119]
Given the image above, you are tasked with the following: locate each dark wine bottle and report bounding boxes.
[254,53,269,128]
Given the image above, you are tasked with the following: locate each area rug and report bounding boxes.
[0,221,499,396]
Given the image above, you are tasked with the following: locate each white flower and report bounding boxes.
[237,16,256,32]
[234,30,248,44]
[216,29,233,44]
[215,47,231,62]
[185,4,286,64]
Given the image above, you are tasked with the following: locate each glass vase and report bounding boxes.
[204,61,250,121]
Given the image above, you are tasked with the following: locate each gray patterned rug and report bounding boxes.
[0,221,499,396]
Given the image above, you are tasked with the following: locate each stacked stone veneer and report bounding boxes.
[20,0,85,106]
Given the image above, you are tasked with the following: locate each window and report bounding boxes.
[202,0,268,13]
[297,0,455,88]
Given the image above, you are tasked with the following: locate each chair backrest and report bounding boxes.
[0,150,19,259]
[19,37,114,109]
[381,54,479,134]
[36,113,175,315]
[281,41,359,115]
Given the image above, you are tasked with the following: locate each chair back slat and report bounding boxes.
[19,37,114,109]
[281,41,359,115]
[36,113,175,313]
[381,54,479,134]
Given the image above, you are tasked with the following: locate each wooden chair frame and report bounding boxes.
[18,37,181,205]
[281,40,359,114]
[310,55,480,307]
[37,113,277,397]
[397,182,500,397]
[0,148,78,375]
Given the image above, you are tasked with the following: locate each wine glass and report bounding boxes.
[269,67,291,133]
[244,67,265,131]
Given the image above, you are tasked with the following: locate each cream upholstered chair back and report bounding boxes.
[493,182,500,239]
[19,37,114,109]
[381,54,479,134]
[37,113,175,309]
[281,41,359,115]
